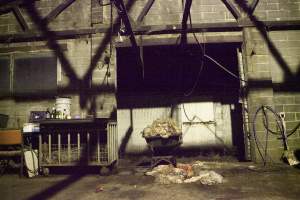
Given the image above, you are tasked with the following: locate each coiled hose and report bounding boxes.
[252,105,300,165]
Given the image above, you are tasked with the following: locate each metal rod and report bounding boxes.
[108,124,111,163]
[58,133,61,164]
[77,133,80,160]
[237,48,250,160]
[87,132,90,162]
[114,123,118,160]
[68,132,71,162]
[38,134,42,168]
[48,134,51,161]
[97,131,100,163]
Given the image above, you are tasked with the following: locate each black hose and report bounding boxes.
[262,107,269,164]
[286,121,300,138]
[252,104,300,165]
[252,106,267,165]
[252,105,284,165]
[260,105,300,139]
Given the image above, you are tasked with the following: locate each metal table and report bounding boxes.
[37,118,118,175]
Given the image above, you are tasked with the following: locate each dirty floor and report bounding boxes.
[1,158,300,200]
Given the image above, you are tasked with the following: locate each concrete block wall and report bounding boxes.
[127,0,237,25]
[270,30,300,156]
[253,0,300,21]
[0,98,55,129]
[0,0,91,33]
[242,26,300,162]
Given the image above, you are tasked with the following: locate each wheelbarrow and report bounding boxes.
[144,134,182,168]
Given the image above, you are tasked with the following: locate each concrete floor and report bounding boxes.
[1,158,300,200]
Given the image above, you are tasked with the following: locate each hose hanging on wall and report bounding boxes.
[252,105,300,166]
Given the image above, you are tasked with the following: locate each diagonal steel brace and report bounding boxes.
[113,0,143,75]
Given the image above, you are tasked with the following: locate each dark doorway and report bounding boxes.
[116,42,246,160]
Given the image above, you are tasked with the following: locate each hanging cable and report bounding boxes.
[252,104,300,165]
[139,36,145,79]
[181,0,248,95]
[262,107,270,164]
[183,7,205,96]
[252,106,274,165]
[260,106,300,139]
[183,53,204,96]
[204,54,248,83]
[182,103,193,122]
[181,103,216,139]
[286,121,300,138]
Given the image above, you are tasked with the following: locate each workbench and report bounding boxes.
[36,118,118,175]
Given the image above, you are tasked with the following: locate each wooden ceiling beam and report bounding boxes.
[181,0,193,45]
[221,0,241,20]
[136,0,155,26]
[43,0,77,24]
[12,6,29,31]
[249,0,259,15]
[0,0,24,14]
[113,0,138,48]
[0,0,37,13]
[0,20,299,43]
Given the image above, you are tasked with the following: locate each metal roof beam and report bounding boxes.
[249,0,259,15]
[221,0,241,20]
[43,0,77,24]
[113,0,138,48]
[181,0,193,45]
[12,6,28,31]
[1,20,299,43]
[136,0,155,25]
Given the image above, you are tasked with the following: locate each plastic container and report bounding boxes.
[55,97,71,118]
